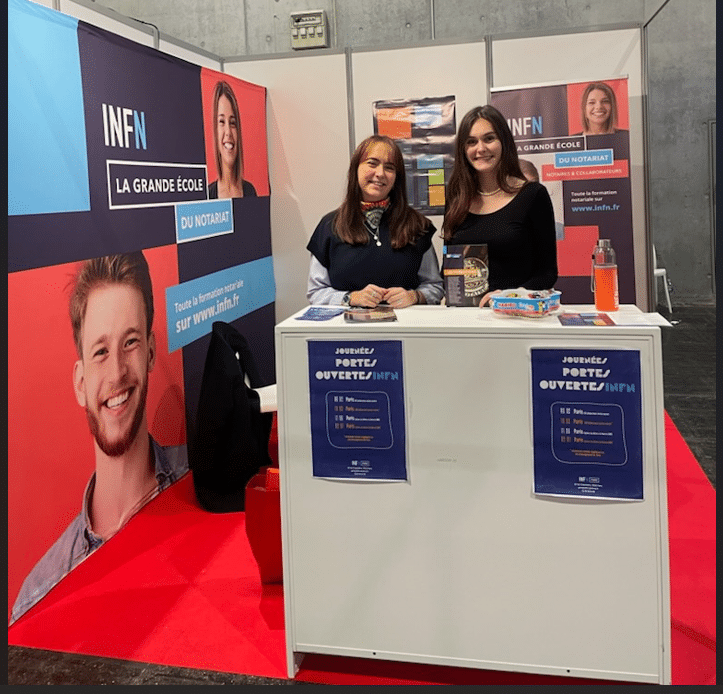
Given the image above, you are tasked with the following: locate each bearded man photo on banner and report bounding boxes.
[10,251,189,625]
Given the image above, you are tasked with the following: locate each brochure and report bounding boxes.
[343,306,397,322]
[558,312,616,326]
[442,243,489,306]
[296,306,345,321]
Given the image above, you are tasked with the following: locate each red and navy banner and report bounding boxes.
[491,78,635,305]
[8,0,274,622]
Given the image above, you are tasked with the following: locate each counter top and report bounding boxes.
[276,304,671,333]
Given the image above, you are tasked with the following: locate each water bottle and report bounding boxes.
[591,239,619,311]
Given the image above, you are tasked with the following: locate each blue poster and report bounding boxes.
[308,340,407,480]
[531,348,643,499]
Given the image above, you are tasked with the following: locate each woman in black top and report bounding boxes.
[443,105,558,306]
[306,135,443,308]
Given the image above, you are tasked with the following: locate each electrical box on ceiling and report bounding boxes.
[290,10,330,50]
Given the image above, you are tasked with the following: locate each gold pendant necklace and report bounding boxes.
[478,188,501,197]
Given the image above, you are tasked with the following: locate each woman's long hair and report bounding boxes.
[442,105,525,241]
[212,80,243,184]
[580,82,618,134]
[334,135,428,249]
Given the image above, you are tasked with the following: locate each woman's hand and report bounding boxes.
[384,287,420,308]
[351,284,386,307]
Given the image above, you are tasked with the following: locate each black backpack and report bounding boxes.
[190,321,273,513]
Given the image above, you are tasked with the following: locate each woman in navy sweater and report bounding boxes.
[306,135,443,309]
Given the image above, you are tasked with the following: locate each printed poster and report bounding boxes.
[308,341,407,480]
[491,78,635,305]
[531,348,643,500]
[8,0,273,624]
[373,95,456,215]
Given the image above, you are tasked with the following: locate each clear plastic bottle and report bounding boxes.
[591,239,619,311]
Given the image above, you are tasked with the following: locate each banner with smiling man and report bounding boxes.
[8,0,274,624]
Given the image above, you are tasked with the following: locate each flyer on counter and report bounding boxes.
[296,306,345,321]
[558,312,616,326]
[531,348,643,500]
[308,340,407,480]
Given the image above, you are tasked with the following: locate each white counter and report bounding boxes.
[274,304,671,683]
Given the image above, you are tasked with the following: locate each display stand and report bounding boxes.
[274,305,671,684]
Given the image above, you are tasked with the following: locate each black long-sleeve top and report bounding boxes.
[448,182,558,291]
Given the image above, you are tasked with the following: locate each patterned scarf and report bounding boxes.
[360,197,390,229]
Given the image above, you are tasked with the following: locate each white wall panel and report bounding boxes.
[351,42,488,260]
[58,0,154,45]
[158,38,221,70]
[225,54,350,322]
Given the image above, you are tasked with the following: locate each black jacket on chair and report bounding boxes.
[190,321,273,513]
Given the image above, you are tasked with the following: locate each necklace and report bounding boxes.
[478,188,501,197]
[364,220,382,246]
[362,206,385,246]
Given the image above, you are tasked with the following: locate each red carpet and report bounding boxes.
[8,413,715,685]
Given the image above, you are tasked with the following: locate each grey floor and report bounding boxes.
[7,304,716,685]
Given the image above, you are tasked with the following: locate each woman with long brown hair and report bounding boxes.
[580,82,619,135]
[442,105,557,305]
[306,135,443,308]
[208,80,257,199]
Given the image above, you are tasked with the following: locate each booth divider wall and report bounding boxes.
[55,0,224,67]
[224,53,351,325]
[349,41,487,271]
[225,25,650,324]
[56,0,155,47]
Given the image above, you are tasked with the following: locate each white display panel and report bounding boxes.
[492,29,649,309]
[276,306,671,683]
[351,41,488,261]
[351,42,488,149]
[225,53,350,323]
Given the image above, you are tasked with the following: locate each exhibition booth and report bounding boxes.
[8,0,715,686]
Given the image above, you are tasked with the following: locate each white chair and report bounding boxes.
[653,245,672,313]
[242,369,277,412]
[254,383,278,413]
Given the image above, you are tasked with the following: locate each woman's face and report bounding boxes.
[585,89,612,132]
[357,142,397,202]
[216,94,238,171]
[464,118,502,178]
